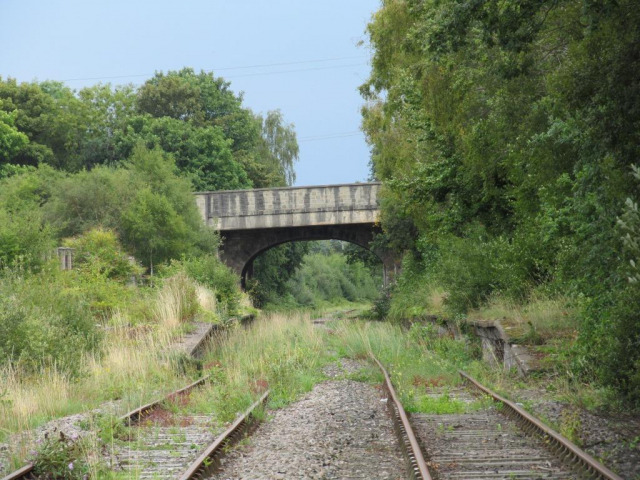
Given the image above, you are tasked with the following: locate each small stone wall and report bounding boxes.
[419,316,541,377]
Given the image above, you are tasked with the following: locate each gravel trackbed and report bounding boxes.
[213,379,408,479]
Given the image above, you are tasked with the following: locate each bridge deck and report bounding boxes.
[195,182,380,231]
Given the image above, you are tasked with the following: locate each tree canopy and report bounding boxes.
[362,0,640,402]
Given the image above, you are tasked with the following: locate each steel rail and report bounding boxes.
[459,370,623,480]
[0,464,34,480]
[120,375,209,425]
[1,376,210,480]
[179,389,270,480]
[370,355,432,480]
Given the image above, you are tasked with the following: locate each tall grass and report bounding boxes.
[0,274,214,467]
[468,292,578,342]
[328,320,481,413]
[192,313,327,420]
[154,273,199,328]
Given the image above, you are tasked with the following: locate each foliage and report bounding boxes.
[256,110,299,187]
[64,228,142,281]
[618,165,640,285]
[31,432,91,479]
[370,285,392,320]
[0,69,307,304]
[0,69,298,192]
[283,249,381,308]
[166,255,241,315]
[249,242,309,307]
[44,143,218,271]
[0,106,29,163]
[0,206,54,269]
[113,114,251,191]
[251,241,382,309]
[0,267,100,375]
[362,0,640,402]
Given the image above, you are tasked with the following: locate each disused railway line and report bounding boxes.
[3,318,623,480]
[179,356,620,480]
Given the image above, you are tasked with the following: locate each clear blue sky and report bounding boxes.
[0,0,379,187]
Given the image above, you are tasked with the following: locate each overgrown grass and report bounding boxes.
[469,292,578,343]
[193,313,328,419]
[327,320,485,414]
[0,273,223,472]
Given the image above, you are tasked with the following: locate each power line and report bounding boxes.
[298,131,363,143]
[61,55,369,83]
[299,130,361,140]
[226,63,367,79]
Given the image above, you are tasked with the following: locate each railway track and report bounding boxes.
[180,355,621,480]
[379,360,621,480]
[3,329,623,479]
[1,376,210,480]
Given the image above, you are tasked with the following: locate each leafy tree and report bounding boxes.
[137,68,261,154]
[113,115,250,190]
[361,0,640,400]
[0,105,29,163]
[45,143,218,272]
[256,110,299,186]
[121,187,188,274]
[249,242,309,306]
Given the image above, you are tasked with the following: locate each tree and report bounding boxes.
[121,188,187,274]
[113,115,251,191]
[0,106,29,163]
[137,68,261,154]
[257,110,299,186]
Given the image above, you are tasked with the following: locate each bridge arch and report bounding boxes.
[229,225,392,287]
[194,182,400,287]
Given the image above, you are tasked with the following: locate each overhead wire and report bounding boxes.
[60,55,369,83]
[298,130,363,143]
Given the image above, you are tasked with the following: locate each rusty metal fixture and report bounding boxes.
[121,375,209,425]
[459,370,623,480]
[370,355,432,480]
[179,390,270,480]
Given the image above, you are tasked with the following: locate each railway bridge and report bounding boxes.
[194,182,400,286]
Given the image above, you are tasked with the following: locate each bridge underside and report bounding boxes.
[219,224,399,287]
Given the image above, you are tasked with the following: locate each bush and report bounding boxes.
[0,268,101,376]
[436,227,529,314]
[31,431,91,479]
[281,252,380,308]
[370,285,392,320]
[64,228,142,281]
[166,255,241,315]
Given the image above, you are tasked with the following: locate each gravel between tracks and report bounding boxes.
[213,373,407,479]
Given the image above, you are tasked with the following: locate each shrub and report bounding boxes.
[166,255,241,315]
[371,286,392,320]
[436,227,530,314]
[31,431,91,479]
[64,228,142,281]
[0,268,100,376]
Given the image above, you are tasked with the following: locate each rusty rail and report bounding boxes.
[370,355,432,480]
[179,390,270,480]
[1,376,209,480]
[120,375,209,425]
[0,464,34,480]
[459,370,623,480]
